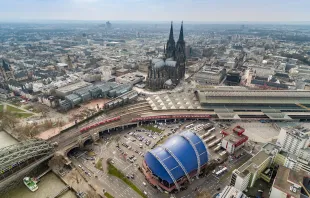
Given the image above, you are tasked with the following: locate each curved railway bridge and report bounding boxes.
[0,139,54,192]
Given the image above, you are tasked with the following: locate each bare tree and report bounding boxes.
[34,105,50,117]
[18,125,38,138]
[0,112,19,128]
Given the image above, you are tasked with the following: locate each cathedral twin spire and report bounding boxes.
[169,21,174,42]
[168,21,184,43]
[166,21,185,59]
[178,21,184,43]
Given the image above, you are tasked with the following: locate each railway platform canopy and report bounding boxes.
[146,93,201,111]
[144,89,310,120]
[197,90,310,105]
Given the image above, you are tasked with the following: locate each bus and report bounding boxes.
[215,167,227,177]
[208,127,215,133]
[186,124,194,129]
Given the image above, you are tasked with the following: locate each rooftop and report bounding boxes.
[238,151,270,176]
[147,93,201,110]
[197,90,310,105]
[273,166,306,197]
[223,133,247,144]
[219,186,247,198]
[144,130,208,184]
[56,81,92,94]
[284,126,310,139]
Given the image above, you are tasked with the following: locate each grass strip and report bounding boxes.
[107,163,146,198]
[104,192,114,198]
[14,113,34,118]
[142,125,163,133]
[6,105,25,113]
[95,158,103,171]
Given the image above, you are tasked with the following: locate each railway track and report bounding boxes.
[121,107,152,117]
[55,106,153,149]
[106,101,149,115]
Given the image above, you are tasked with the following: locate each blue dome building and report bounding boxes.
[142,130,209,192]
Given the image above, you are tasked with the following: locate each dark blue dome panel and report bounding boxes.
[144,130,209,184]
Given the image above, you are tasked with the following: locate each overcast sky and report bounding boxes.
[0,0,309,22]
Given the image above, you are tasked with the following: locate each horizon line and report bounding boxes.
[1,19,310,25]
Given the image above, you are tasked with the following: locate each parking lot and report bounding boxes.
[68,120,189,198]
[67,119,256,198]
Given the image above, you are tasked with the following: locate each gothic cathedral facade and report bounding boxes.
[146,22,186,90]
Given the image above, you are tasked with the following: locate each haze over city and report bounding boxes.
[1,0,310,22]
[1,0,310,198]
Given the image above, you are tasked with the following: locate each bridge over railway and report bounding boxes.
[0,139,54,191]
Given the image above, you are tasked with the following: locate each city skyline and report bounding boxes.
[0,0,310,22]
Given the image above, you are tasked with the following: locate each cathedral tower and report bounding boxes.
[175,22,186,79]
[166,22,176,59]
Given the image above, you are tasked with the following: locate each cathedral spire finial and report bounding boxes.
[169,21,174,41]
[178,21,184,42]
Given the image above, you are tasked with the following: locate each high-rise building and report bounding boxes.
[277,126,310,162]
[146,22,186,90]
[106,21,112,29]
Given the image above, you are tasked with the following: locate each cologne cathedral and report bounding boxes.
[146,22,186,90]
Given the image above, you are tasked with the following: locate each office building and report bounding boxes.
[277,126,310,161]
[230,151,272,191]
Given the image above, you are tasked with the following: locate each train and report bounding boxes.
[131,114,211,122]
[104,90,138,110]
[80,116,121,133]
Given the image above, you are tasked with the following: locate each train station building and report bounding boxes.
[145,87,310,121]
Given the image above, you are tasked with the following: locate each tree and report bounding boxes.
[33,105,50,117]
[0,112,19,129]
[19,125,38,138]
